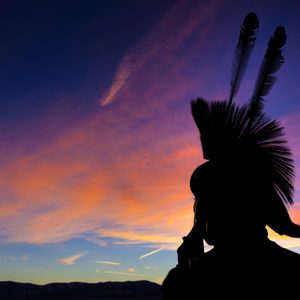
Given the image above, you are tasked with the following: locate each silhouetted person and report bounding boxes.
[162,159,300,298]
[162,12,300,299]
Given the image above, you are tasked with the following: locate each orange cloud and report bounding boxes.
[0,104,200,248]
[2,99,298,252]
[55,253,85,265]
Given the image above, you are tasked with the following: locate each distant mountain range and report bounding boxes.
[0,280,163,299]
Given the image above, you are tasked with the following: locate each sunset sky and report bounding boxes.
[1,0,300,285]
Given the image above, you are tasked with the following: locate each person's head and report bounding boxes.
[189,158,273,242]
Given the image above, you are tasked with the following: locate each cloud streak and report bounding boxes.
[139,247,165,259]
[55,253,85,265]
[100,0,223,105]
[95,261,121,266]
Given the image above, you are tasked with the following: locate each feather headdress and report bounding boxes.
[191,12,294,205]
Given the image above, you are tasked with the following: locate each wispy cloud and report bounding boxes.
[98,227,184,250]
[100,0,223,105]
[99,2,173,106]
[95,260,120,266]
[55,253,85,265]
[95,267,136,274]
[105,271,139,276]
[139,247,165,259]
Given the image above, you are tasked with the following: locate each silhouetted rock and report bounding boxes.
[0,280,163,300]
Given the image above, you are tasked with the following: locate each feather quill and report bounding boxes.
[247,26,286,121]
[229,12,259,105]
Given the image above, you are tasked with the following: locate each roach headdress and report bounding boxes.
[191,12,294,206]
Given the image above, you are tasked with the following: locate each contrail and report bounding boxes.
[139,247,164,259]
[95,260,121,265]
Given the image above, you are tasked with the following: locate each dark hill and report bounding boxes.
[0,280,163,300]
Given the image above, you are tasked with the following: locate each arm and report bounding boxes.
[267,197,300,238]
[177,196,206,269]
[282,221,300,238]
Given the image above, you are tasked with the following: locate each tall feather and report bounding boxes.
[228,12,259,106]
[247,26,286,122]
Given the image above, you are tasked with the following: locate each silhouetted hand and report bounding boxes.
[177,223,204,269]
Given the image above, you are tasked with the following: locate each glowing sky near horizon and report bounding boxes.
[0,0,300,285]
